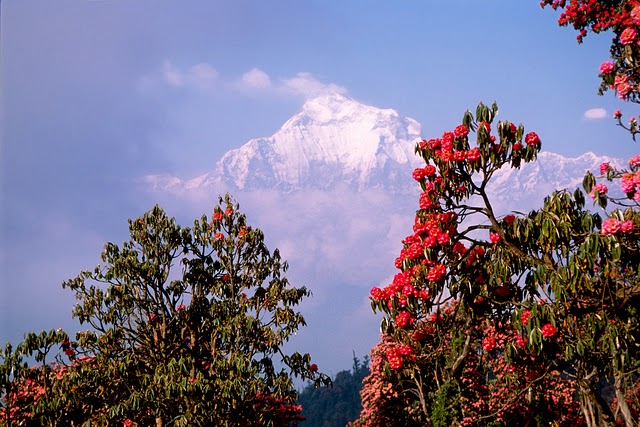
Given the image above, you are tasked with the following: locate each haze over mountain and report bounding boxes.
[146,93,622,213]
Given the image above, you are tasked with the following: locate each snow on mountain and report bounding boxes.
[144,93,623,205]
[486,151,623,213]
[157,93,425,192]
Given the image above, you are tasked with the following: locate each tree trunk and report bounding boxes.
[614,372,635,427]
[579,394,597,427]
[156,417,163,427]
[578,379,616,427]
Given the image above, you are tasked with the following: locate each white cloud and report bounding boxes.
[188,63,219,89]
[157,60,219,90]
[281,72,347,98]
[144,62,345,101]
[583,108,607,120]
[240,68,272,90]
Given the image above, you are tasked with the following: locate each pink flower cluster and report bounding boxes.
[525,132,541,147]
[614,74,633,99]
[599,61,615,74]
[541,323,557,338]
[386,343,414,370]
[601,217,635,236]
[620,27,638,45]
[619,156,640,200]
[590,183,608,200]
[482,336,497,352]
[395,311,413,328]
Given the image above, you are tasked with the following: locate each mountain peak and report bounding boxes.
[201,95,424,191]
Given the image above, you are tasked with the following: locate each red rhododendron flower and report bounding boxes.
[402,284,416,297]
[454,124,469,138]
[429,312,442,323]
[213,211,223,221]
[309,363,318,372]
[599,162,611,175]
[214,232,225,240]
[629,154,640,167]
[503,214,516,224]
[490,232,501,243]
[413,329,427,342]
[427,264,446,282]
[386,348,403,370]
[370,286,384,300]
[395,311,412,328]
[632,4,640,23]
[453,242,467,254]
[621,174,636,193]
[590,183,608,200]
[615,75,632,98]
[521,309,531,325]
[516,335,528,348]
[620,27,637,45]
[437,232,451,245]
[525,132,541,147]
[621,220,634,233]
[599,61,615,74]
[412,167,427,181]
[541,323,557,338]
[512,142,522,152]
[427,138,441,150]
[424,164,437,176]
[453,150,467,162]
[482,336,496,352]
[467,147,480,162]
[614,110,622,119]
[602,218,622,235]
[438,149,454,162]
[419,192,435,209]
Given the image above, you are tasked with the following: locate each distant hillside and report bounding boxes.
[298,355,369,427]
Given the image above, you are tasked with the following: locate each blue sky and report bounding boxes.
[2,1,638,377]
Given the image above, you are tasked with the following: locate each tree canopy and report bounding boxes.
[1,195,329,427]
[353,2,640,424]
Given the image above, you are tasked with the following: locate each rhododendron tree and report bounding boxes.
[354,103,640,426]
[541,0,640,104]
[1,195,329,427]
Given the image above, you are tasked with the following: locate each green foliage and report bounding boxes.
[430,380,460,427]
[1,194,329,427]
[298,354,369,427]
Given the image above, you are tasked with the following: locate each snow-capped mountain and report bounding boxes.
[145,93,622,205]
[148,93,425,193]
[486,151,623,212]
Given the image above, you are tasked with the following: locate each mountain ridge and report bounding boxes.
[144,93,623,202]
